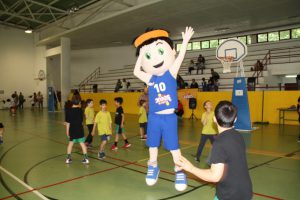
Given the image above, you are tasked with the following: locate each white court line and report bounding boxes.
[0,165,49,200]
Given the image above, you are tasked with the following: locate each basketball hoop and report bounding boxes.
[220,56,234,73]
[34,70,46,82]
[34,77,45,81]
[216,38,248,77]
[33,70,46,86]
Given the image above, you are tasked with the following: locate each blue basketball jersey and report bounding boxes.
[148,70,178,113]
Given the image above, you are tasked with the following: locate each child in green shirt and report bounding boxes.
[84,99,95,148]
[195,100,217,162]
[139,100,147,140]
[92,99,112,160]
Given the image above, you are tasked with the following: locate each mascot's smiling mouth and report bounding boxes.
[153,61,164,68]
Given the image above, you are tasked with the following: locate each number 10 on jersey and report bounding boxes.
[154,82,166,93]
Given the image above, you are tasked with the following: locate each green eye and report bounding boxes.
[145,52,151,60]
[158,48,164,55]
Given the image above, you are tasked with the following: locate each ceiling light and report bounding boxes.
[215,27,231,32]
[25,28,32,34]
[112,41,122,44]
[69,5,79,13]
[285,75,297,78]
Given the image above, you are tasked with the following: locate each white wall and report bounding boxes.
[269,63,300,76]
[47,55,61,90]
[1,24,298,104]
[33,45,47,107]
[70,38,300,87]
[71,45,136,87]
[0,26,35,106]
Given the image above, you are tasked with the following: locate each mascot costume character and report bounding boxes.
[133,27,194,191]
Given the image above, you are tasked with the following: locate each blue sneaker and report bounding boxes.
[146,165,160,186]
[175,171,187,191]
[0,137,3,144]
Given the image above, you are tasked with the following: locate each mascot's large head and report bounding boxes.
[134,29,176,76]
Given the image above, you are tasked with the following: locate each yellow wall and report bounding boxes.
[79,90,300,125]
[263,91,299,125]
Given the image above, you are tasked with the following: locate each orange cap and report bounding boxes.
[134,30,169,47]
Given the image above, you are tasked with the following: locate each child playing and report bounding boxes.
[111,97,131,150]
[0,123,4,144]
[84,99,95,148]
[65,94,89,164]
[139,100,147,140]
[92,99,112,160]
[195,100,217,162]
[176,101,253,200]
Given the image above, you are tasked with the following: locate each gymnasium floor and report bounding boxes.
[0,109,299,200]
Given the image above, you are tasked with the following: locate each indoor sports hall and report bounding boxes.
[0,0,299,200]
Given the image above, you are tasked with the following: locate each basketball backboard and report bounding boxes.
[216,38,247,63]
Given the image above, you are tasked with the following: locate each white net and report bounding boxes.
[220,56,234,73]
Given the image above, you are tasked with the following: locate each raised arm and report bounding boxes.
[133,54,152,84]
[170,27,194,78]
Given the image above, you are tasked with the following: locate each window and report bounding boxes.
[238,36,247,44]
[201,41,209,49]
[280,30,290,40]
[210,40,218,48]
[292,28,300,39]
[176,27,299,52]
[247,35,252,44]
[192,41,201,50]
[187,43,192,50]
[176,43,182,52]
[219,38,226,44]
[268,32,279,42]
[258,33,268,42]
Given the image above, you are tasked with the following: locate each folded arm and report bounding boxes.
[133,55,152,84]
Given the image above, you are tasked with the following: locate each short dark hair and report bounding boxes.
[114,97,123,104]
[133,28,173,56]
[73,89,80,95]
[100,99,107,105]
[139,99,146,106]
[86,99,93,105]
[71,94,81,105]
[214,101,237,128]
